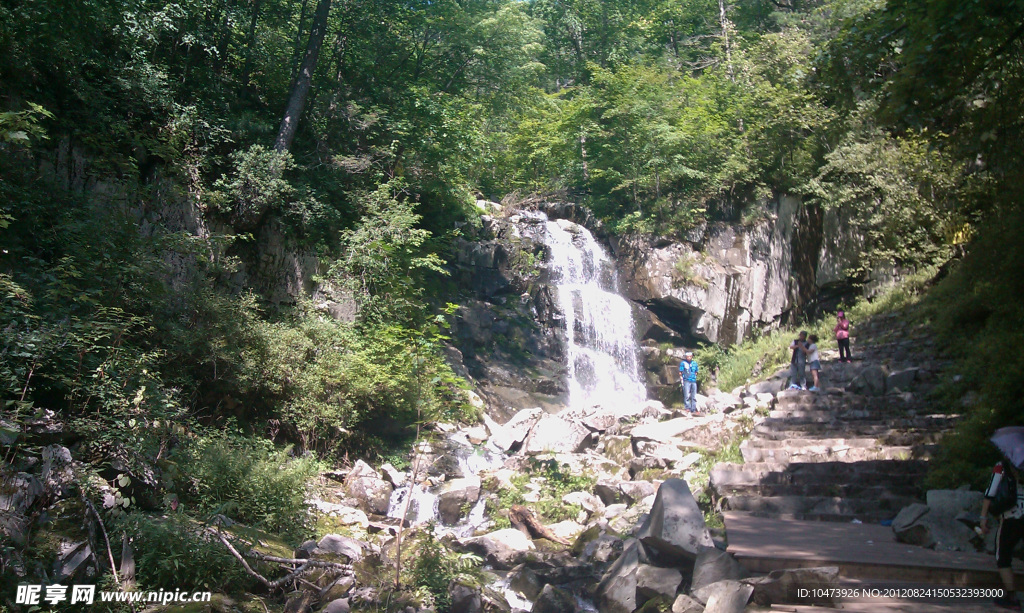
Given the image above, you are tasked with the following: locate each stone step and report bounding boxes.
[715,481,921,499]
[723,494,919,523]
[710,460,929,492]
[753,423,950,443]
[738,442,934,464]
[766,408,940,423]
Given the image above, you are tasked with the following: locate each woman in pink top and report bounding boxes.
[834,311,851,362]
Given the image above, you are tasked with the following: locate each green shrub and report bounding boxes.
[174,433,320,539]
[116,512,253,593]
[408,531,485,611]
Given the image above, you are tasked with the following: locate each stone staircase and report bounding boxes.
[711,313,958,524]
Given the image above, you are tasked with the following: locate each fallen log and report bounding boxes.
[509,505,570,545]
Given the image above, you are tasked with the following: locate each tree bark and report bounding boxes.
[509,505,570,545]
[275,0,332,152]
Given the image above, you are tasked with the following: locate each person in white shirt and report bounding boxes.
[802,334,821,392]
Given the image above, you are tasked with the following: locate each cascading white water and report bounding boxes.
[529,212,647,411]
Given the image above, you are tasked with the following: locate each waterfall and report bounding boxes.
[526,212,647,411]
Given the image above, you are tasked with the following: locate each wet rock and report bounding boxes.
[636,479,713,564]
[459,529,536,570]
[690,547,747,593]
[380,463,406,487]
[636,564,683,601]
[507,564,542,600]
[437,476,482,526]
[530,584,576,613]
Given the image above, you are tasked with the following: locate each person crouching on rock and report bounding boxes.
[679,351,699,415]
[981,460,1024,609]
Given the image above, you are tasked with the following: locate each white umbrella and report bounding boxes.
[991,426,1024,470]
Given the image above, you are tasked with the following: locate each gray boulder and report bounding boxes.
[886,368,919,392]
[531,584,577,613]
[693,580,752,612]
[636,479,713,564]
[596,538,641,613]
[437,476,482,525]
[620,481,658,505]
[690,547,747,593]
[344,461,393,515]
[506,564,542,600]
[671,594,705,613]
[459,529,536,570]
[449,581,482,613]
[744,566,838,607]
[594,480,625,506]
[490,408,544,452]
[926,489,984,517]
[849,365,887,396]
[522,415,591,455]
[636,564,683,601]
[321,599,350,613]
[315,535,365,561]
[892,501,982,552]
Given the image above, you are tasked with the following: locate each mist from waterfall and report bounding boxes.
[529,212,647,411]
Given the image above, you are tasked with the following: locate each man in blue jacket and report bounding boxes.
[680,351,699,414]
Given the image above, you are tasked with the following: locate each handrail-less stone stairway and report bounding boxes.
[711,313,957,524]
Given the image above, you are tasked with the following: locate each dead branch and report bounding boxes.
[509,505,570,545]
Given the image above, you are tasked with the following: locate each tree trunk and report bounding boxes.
[509,505,570,545]
[274,0,333,152]
[240,0,264,91]
[719,0,734,83]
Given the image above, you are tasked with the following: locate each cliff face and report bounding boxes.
[612,194,861,346]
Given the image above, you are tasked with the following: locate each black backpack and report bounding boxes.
[991,471,1019,516]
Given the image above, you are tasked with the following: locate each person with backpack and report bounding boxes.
[679,351,699,415]
[834,311,851,362]
[981,460,1024,609]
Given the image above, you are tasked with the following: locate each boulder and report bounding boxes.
[926,489,984,517]
[636,479,713,564]
[886,368,919,392]
[53,540,92,583]
[620,481,658,505]
[490,408,544,452]
[892,501,981,552]
[380,463,406,487]
[690,547,747,593]
[630,418,704,443]
[636,564,683,601]
[671,594,705,613]
[562,491,606,517]
[437,476,482,526]
[344,461,393,515]
[531,584,577,613]
[698,580,753,613]
[596,539,641,613]
[506,564,543,601]
[580,533,624,564]
[849,365,887,396]
[594,480,624,505]
[459,529,536,570]
[465,425,489,445]
[522,415,591,455]
[321,599,350,613]
[449,581,482,613]
[744,566,839,607]
[315,535,365,562]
